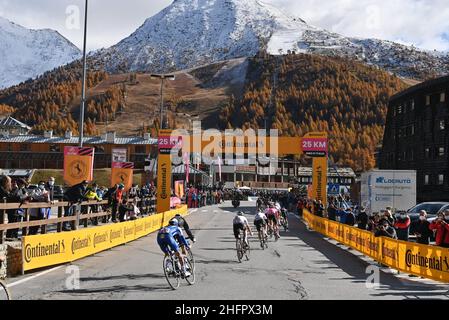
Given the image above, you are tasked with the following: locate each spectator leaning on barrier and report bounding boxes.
[45,177,56,202]
[28,181,51,235]
[375,220,398,239]
[1,176,24,240]
[394,211,411,241]
[63,180,89,231]
[345,208,356,226]
[357,207,368,230]
[327,197,337,221]
[429,211,449,248]
[412,210,433,245]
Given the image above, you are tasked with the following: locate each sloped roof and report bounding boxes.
[0,134,158,145]
[0,116,31,130]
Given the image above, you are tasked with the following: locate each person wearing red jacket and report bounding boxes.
[394,212,411,241]
[429,211,449,248]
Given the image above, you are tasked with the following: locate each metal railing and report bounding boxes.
[0,196,157,244]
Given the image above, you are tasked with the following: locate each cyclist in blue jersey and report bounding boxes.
[157,219,191,277]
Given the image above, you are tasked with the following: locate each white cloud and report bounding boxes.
[0,0,448,52]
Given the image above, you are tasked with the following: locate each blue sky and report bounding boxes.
[0,0,448,52]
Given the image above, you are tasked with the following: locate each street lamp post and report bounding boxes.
[150,74,176,130]
[79,0,89,147]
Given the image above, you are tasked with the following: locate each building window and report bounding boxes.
[440,120,446,130]
[441,92,446,103]
[438,174,445,185]
[424,174,430,185]
[135,146,146,154]
[20,144,31,152]
[7,143,12,152]
[50,144,60,152]
[397,105,403,114]
[425,147,431,159]
[408,148,414,161]
[426,95,431,106]
[439,147,445,157]
[410,99,415,111]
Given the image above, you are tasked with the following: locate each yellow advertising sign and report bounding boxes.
[312,156,328,208]
[63,147,95,186]
[157,129,177,214]
[111,162,134,191]
[303,209,449,283]
[22,205,188,272]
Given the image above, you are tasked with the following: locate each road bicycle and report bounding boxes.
[258,226,268,250]
[236,229,250,263]
[0,257,11,300]
[163,249,195,290]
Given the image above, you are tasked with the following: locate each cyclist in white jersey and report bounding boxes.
[233,211,253,247]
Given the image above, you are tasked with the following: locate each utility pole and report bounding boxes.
[150,74,175,129]
[79,0,89,147]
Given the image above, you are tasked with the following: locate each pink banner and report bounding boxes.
[184,153,190,183]
[112,162,134,169]
[158,136,182,150]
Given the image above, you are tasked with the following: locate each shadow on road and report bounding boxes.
[80,273,165,282]
[57,284,170,295]
[196,259,238,265]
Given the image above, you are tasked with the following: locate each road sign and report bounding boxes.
[328,184,340,195]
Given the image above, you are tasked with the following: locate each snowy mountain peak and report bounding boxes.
[94,0,448,79]
[0,17,81,89]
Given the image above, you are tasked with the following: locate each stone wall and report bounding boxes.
[0,241,22,278]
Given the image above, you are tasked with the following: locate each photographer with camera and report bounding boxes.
[429,210,449,248]
[375,220,398,239]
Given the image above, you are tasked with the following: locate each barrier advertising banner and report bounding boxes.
[303,210,449,283]
[23,206,188,271]
[63,147,95,186]
[111,162,134,191]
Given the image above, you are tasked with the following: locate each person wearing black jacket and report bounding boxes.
[175,214,196,243]
[327,197,337,221]
[1,176,24,239]
[413,210,433,245]
[62,180,89,231]
[345,208,356,226]
[375,221,398,239]
[357,207,369,230]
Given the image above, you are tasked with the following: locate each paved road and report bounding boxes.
[6,201,449,300]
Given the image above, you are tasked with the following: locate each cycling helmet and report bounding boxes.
[175,214,182,218]
[169,218,179,226]
[237,211,244,216]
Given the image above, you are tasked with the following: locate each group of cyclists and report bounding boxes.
[234,197,289,249]
[156,195,290,281]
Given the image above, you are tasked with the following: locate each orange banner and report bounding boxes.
[111,162,134,191]
[63,147,94,186]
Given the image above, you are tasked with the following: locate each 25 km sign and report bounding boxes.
[302,137,328,157]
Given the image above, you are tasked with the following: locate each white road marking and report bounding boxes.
[7,265,64,288]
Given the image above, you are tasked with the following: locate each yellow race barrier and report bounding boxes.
[303,210,449,283]
[22,205,188,272]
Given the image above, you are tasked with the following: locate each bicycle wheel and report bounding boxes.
[185,246,195,271]
[236,239,243,263]
[184,258,196,285]
[0,280,11,301]
[163,256,180,290]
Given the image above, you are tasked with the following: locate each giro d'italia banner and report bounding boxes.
[303,210,449,283]
[111,162,134,191]
[22,205,188,271]
[63,147,95,186]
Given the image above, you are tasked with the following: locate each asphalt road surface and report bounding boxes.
[6,201,449,300]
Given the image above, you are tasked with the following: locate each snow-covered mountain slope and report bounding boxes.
[0,17,81,89]
[93,0,448,80]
